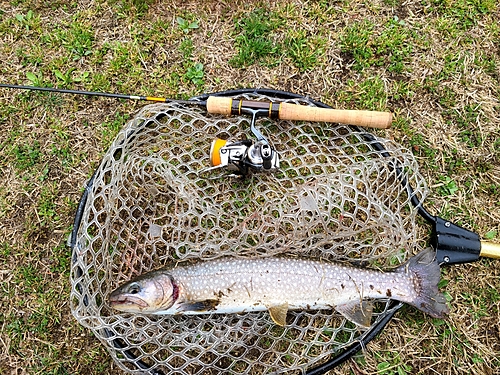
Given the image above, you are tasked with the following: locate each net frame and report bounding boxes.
[69,89,429,374]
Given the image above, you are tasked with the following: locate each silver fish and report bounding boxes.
[108,248,448,327]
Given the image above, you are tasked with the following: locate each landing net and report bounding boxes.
[70,91,428,374]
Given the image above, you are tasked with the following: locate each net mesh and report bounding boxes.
[70,92,428,374]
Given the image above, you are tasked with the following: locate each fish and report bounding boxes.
[108,248,448,327]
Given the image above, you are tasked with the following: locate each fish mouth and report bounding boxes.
[108,293,149,309]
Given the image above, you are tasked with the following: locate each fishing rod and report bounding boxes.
[1,83,393,176]
[0,83,393,129]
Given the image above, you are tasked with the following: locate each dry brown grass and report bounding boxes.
[0,0,499,374]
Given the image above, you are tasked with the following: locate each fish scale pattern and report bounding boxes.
[70,93,428,374]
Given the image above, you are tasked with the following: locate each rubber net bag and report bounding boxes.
[70,91,428,374]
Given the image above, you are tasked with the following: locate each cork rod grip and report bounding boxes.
[278,102,392,129]
[206,96,393,129]
[480,241,500,259]
[206,96,233,115]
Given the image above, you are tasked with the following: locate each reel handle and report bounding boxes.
[206,96,393,129]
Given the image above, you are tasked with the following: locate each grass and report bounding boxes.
[284,30,326,71]
[339,18,415,73]
[0,1,499,375]
[229,7,284,68]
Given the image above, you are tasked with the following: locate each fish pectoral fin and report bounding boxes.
[178,299,220,312]
[335,300,373,328]
[267,303,289,326]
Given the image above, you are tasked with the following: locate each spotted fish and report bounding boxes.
[108,248,448,327]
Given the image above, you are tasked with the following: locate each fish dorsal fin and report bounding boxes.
[336,300,373,328]
[267,303,288,326]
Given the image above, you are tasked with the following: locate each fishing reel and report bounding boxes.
[210,138,279,175]
[207,105,280,176]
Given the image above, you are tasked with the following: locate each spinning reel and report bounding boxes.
[208,105,280,176]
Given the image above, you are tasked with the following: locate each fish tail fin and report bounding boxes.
[397,248,449,318]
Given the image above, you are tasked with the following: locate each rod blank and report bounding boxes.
[0,84,202,107]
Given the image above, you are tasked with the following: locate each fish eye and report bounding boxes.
[128,283,141,294]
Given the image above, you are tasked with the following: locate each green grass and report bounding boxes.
[0,1,498,374]
[12,141,42,172]
[430,0,497,31]
[176,16,199,34]
[60,21,95,60]
[229,7,284,68]
[99,111,131,149]
[112,0,156,18]
[284,30,326,71]
[338,76,388,111]
[375,353,412,375]
[38,183,60,224]
[339,18,415,73]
